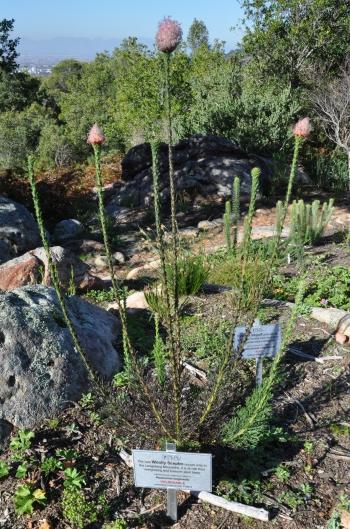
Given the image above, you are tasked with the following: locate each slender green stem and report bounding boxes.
[279,136,302,234]
[163,52,182,441]
[27,156,98,387]
[232,176,240,249]
[151,142,180,405]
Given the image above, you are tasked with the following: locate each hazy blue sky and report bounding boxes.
[3,0,244,46]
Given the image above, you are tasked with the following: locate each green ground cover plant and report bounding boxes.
[271,265,350,310]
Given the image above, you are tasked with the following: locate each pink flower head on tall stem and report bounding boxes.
[156,17,182,53]
[292,117,311,138]
[87,123,105,145]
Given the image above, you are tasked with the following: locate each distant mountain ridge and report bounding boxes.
[18,36,153,65]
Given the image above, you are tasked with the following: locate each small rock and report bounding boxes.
[39,520,52,529]
[341,510,350,529]
[0,196,41,264]
[126,259,160,280]
[105,203,133,223]
[126,291,149,310]
[54,219,84,242]
[337,314,350,338]
[178,227,199,239]
[198,220,219,231]
[63,239,105,254]
[94,255,109,269]
[93,252,125,269]
[113,251,126,264]
[0,246,100,292]
[335,332,348,345]
[0,253,41,290]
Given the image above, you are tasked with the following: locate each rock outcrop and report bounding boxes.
[108,134,310,209]
[0,285,121,430]
[0,196,41,264]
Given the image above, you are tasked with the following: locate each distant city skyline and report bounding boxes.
[4,0,244,62]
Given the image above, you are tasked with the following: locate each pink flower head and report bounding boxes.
[292,117,311,138]
[156,17,182,53]
[87,123,105,145]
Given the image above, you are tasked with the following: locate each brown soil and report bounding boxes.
[0,154,122,228]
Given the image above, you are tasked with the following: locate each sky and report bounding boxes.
[2,0,244,47]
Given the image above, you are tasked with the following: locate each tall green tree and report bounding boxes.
[187,18,210,53]
[0,19,40,112]
[0,18,19,73]
[0,71,40,112]
[241,0,350,87]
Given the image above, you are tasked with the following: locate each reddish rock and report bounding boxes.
[335,332,349,345]
[0,253,42,290]
[0,246,102,293]
[337,314,350,338]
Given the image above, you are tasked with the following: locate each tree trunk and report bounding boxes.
[348,150,350,192]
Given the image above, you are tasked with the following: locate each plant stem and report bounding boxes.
[232,176,240,249]
[27,156,98,387]
[280,135,302,232]
[164,52,182,441]
[151,142,180,404]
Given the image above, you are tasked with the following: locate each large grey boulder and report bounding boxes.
[113,134,310,208]
[0,196,41,264]
[0,285,121,430]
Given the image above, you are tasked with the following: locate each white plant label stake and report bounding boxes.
[234,319,282,386]
[132,446,212,522]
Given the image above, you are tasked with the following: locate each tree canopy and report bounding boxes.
[241,0,350,86]
[0,18,19,73]
[187,19,210,53]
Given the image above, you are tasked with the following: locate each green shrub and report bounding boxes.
[86,287,116,303]
[41,456,63,476]
[181,317,230,359]
[146,255,208,318]
[208,252,270,310]
[217,478,264,505]
[170,255,209,296]
[289,198,334,246]
[10,429,34,459]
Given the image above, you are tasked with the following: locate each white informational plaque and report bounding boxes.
[132,449,212,492]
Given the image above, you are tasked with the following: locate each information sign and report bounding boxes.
[234,322,281,360]
[132,449,212,492]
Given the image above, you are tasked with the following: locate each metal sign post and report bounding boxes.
[256,357,263,387]
[166,442,178,522]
